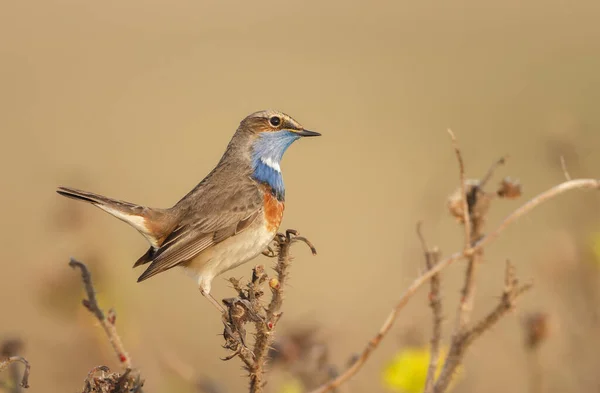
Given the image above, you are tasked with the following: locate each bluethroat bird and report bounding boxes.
[57,110,320,311]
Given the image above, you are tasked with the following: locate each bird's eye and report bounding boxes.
[269,116,281,127]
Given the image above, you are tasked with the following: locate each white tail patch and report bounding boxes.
[97,205,159,248]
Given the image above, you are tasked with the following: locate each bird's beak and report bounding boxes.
[295,129,321,137]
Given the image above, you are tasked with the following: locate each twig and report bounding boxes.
[449,135,483,334]
[307,178,599,393]
[464,262,532,345]
[445,148,504,393]
[418,223,443,393]
[69,258,132,369]
[447,129,472,250]
[560,156,572,181]
[433,261,532,392]
[221,230,316,393]
[480,156,508,188]
[0,357,30,389]
[248,230,316,393]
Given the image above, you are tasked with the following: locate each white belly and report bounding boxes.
[182,218,276,294]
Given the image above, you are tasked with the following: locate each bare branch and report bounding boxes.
[0,356,30,389]
[249,230,317,393]
[69,258,132,369]
[418,223,443,393]
[221,230,316,393]
[308,177,599,393]
[444,154,511,393]
[451,146,494,335]
[480,156,508,188]
[433,261,532,392]
[478,179,599,249]
[447,129,472,250]
[249,235,290,392]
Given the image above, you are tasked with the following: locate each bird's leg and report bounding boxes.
[200,288,226,314]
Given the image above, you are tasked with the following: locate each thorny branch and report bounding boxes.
[69,258,132,369]
[417,223,442,393]
[0,357,30,389]
[69,258,144,393]
[222,229,317,393]
[308,160,599,392]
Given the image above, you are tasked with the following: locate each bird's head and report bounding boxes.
[232,110,319,200]
[240,109,320,168]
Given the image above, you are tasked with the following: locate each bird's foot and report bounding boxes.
[274,229,318,255]
[261,244,278,258]
[221,297,263,360]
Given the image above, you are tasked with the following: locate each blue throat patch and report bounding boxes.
[251,130,300,201]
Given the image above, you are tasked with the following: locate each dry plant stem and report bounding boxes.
[433,261,532,392]
[447,129,472,250]
[449,134,480,333]
[69,258,132,369]
[308,178,600,393]
[560,156,572,181]
[248,231,316,393]
[0,357,30,389]
[418,223,443,393]
[456,249,480,329]
[479,156,507,188]
[443,149,497,393]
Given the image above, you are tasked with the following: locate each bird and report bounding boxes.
[57,110,320,311]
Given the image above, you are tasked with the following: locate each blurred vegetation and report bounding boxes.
[2,0,600,392]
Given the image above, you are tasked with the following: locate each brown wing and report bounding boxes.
[136,181,263,282]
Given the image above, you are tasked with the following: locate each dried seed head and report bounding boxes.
[497,177,522,199]
[447,179,480,222]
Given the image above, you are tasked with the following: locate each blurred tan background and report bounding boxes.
[1,0,600,392]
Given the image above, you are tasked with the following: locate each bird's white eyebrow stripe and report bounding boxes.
[260,157,281,172]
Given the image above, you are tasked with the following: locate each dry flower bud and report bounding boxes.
[497,177,522,199]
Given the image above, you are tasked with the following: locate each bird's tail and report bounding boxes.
[56,186,173,248]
